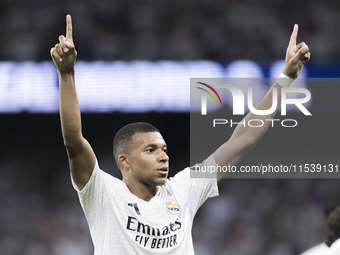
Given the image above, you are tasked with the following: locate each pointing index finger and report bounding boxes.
[289,24,298,47]
[66,14,73,40]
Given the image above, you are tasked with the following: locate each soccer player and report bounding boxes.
[50,14,310,255]
[301,206,340,255]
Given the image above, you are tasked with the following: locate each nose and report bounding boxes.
[159,150,169,162]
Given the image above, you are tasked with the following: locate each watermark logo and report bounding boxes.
[198,83,311,116]
[196,82,222,115]
[194,79,312,128]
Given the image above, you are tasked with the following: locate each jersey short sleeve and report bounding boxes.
[71,160,109,227]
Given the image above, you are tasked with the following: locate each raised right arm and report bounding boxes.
[50,15,96,190]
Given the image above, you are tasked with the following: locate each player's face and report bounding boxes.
[127,132,169,186]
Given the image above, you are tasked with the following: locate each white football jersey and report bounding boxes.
[331,239,340,255]
[300,243,330,255]
[72,155,219,255]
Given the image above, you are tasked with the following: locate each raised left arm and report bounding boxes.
[214,24,311,185]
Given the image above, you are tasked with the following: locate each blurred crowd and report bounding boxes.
[194,178,337,255]
[2,144,339,255]
[1,0,340,62]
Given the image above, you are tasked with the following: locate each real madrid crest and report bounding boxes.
[165,200,181,215]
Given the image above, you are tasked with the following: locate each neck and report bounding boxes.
[123,179,159,202]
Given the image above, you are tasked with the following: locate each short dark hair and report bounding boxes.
[113,122,160,168]
[326,206,340,246]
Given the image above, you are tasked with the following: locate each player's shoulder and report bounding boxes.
[166,155,217,184]
[100,168,125,185]
[300,243,330,255]
[92,161,126,189]
[167,167,190,184]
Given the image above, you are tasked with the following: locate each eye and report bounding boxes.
[163,148,168,153]
[146,148,154,153]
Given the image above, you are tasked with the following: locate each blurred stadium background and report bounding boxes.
[1,0,340,254]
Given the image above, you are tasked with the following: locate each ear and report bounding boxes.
[118,154,130,170]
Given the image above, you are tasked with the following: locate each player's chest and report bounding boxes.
[110,192,187,250]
